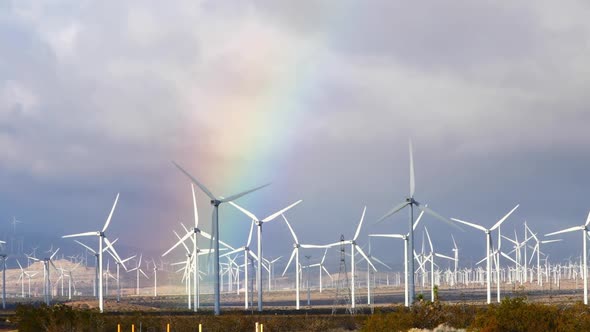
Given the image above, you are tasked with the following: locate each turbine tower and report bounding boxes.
[173,162,269,315]
[545,211,590,304]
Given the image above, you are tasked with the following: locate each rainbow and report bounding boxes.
[180,45,318,247]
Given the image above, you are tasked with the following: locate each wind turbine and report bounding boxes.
[28,248,60,305]
[129,254,149,295]
[282,214,330,310]
[326,206,376,310]
[62,193,120,313]
[105,246,135,303]
[263,256,282,291]
[451,204,519,304]
[229,199,302,311]
[545,211,590,304]
[219,220,257,309]
[526,224,561,285]
[451,235,459,286]
[370,209,425,306]
[424,226,455,301]
[16,259,26,297]
[73,240,100,297]
[376,141,460,304]
[172,162,269,315]
[307,249,331,293]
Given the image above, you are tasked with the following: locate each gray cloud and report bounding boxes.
[1,0,590,267]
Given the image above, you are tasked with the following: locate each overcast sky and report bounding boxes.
[1,1,590,270]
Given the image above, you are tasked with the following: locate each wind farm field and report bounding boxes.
[3,278,590,331]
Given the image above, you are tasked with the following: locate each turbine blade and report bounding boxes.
[413,210,426,231]
[228,201,259,222]
[282,249,296,276]
[490,204,519,231]
[451,234,458,249]
[541,239,563,244]
[221,183,271,203]
[450,218,487,232]
[172,162,216,200]
[50,248,60,260]
[300,244,331,249]
[104,237,124,266]
[191,183,199,228]
[424,227,433,252]
[369,233,405,239]
[585,211,590,227]
[262,200,303,222]
[74,240,97,254]
[545,226,584,236]
[375,202,408,224]
[419,204,463,232]
[356,246,376,271]
[322,266,332,279]
[501,235,518,245]
[220,248,243,258]
[246,220,255,247]
[62,231,98,238]
[102,193,120,232]
[409,139,415,198]
[249,250,259,262]
[162,230,192,257]
[501,252,518,265]
[353,206,367,241]
[372,256,392,270]
[321,249,328,264]
[282,214,299,244]
[434,253,455,261]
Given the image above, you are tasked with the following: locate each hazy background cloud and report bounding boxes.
[1,0,590,270]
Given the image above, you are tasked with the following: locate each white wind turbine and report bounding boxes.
[263,256,282,291]
[451,235,459,286]
[73,240,99,297]
[375,141,461,304]
[451,204,519,304]
[282,214,330,310]
[326,206,376,310]
[129,254,149,295]
[545,211,590,304]
[526,224,561,285]
[229,199,303,312]
[219,220,257,309]
[307,249,331,293]
[173,162,269,315]
[104,246,135,303]
[424,226,456,301]
[62,193,120,313]
[162,184,205,311]
[28,248,60,305]
[16,259,26,298]
[369,209,425,307]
